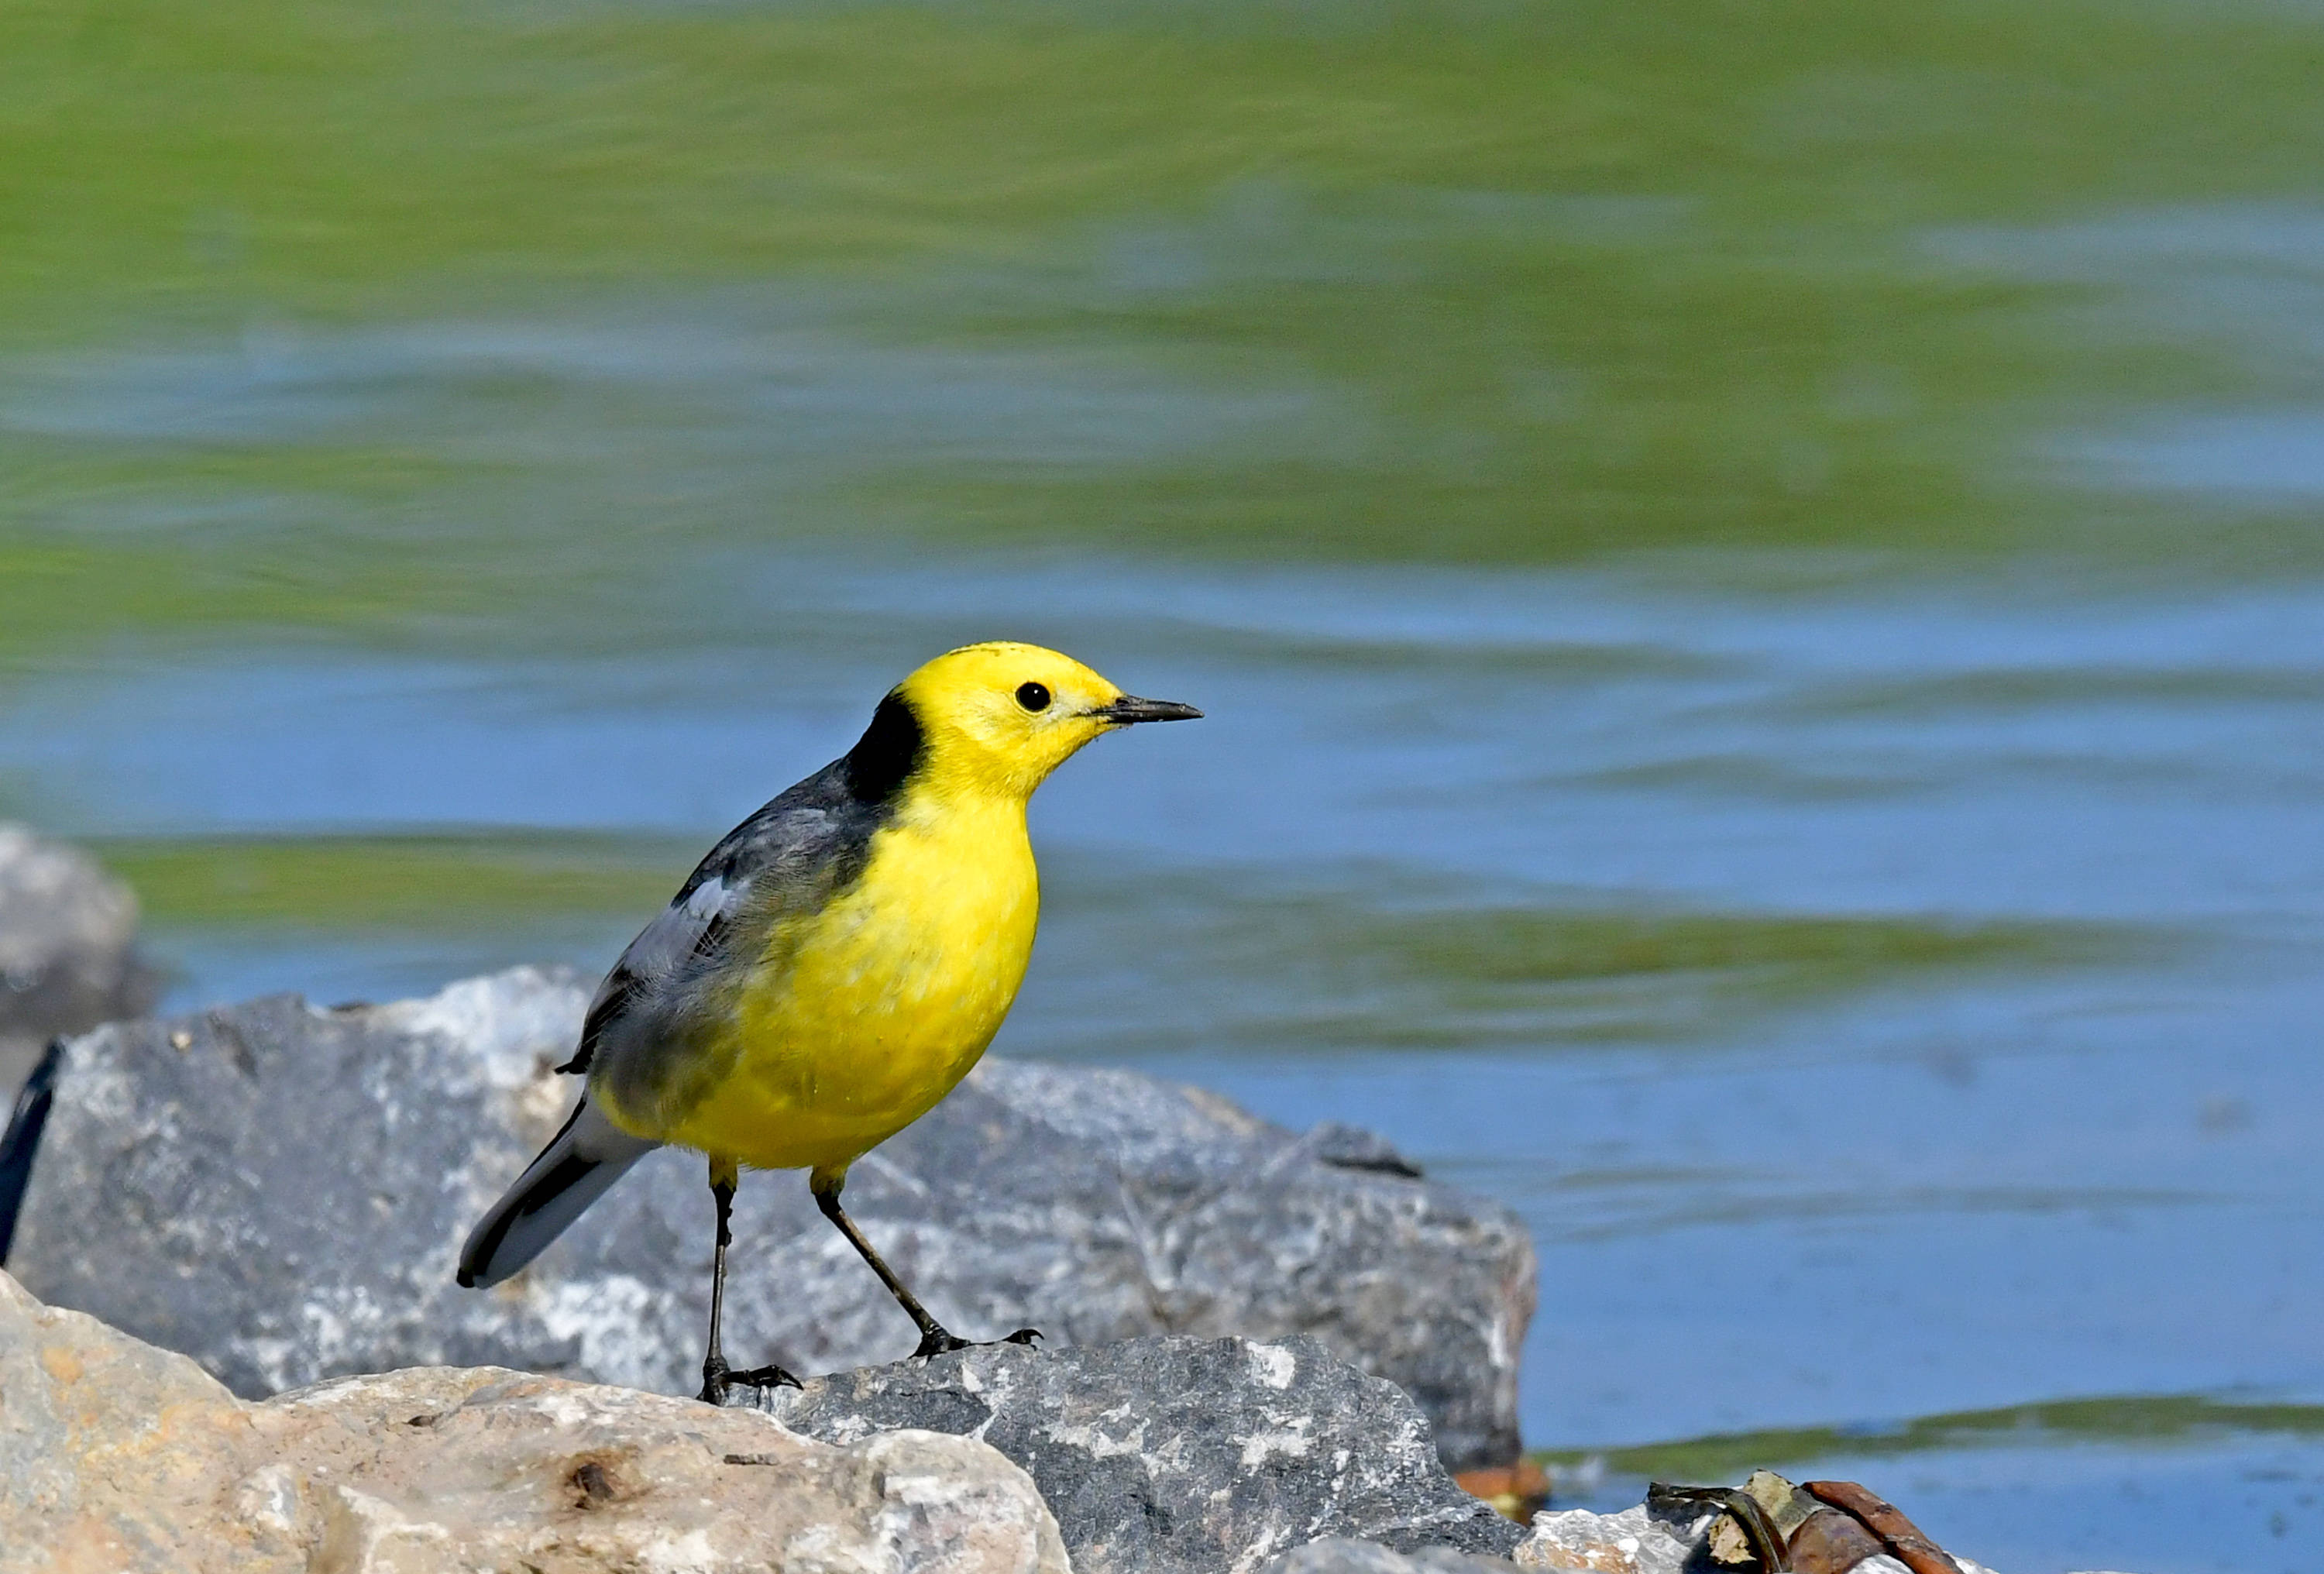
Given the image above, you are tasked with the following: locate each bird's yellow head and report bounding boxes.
[877,641,1201,804]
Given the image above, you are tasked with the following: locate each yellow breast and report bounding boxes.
[663,791,1039,1174]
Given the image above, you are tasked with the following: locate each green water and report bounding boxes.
[8,0,2324,655]
[9,4,2324,1569]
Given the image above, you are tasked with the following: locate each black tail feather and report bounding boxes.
[456,1096,657,1288]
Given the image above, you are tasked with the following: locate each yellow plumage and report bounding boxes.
[672,785,1040,1174]
[596,641,1117,1174]
[456,638,1198,1395]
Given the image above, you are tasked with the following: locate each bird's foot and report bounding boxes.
[699,1352,804,1405]
[911,1325,1041,1361]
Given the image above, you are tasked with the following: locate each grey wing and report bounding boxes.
[556,766,885,1092]
[556,871,741,1076]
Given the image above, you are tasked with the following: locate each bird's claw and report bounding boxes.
[699,1353,803,1405]
[911,1325,1042,1360]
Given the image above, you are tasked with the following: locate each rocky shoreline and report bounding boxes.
[5,1268,2126,1574]
[3,962,1534,1473]
[0,828,2147,1574]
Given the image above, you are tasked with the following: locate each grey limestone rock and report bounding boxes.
[765,1333,1526,1574]
[8,965,1535,1469]
[1261,1538,1521,1573]
[1511,1502,1731,1573]
[1514,1505,1978,1574]
[0,825,154,1091]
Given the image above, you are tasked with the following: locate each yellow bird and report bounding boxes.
[456,642,1200,1403]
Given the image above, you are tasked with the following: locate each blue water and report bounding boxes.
[8,551,2324,1571]
[8,179,2324,1569]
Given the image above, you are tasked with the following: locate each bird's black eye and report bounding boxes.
[1015,682,1052,713]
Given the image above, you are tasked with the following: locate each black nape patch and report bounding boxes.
[841,691,924,805]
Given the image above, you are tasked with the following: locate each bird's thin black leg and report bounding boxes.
[696,1159,802,1404]
[810,1167,1039,1360]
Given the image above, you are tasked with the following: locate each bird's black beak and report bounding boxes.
[1091,695,1204,725]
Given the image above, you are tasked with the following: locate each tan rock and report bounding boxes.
[0,1270,1068,1574]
